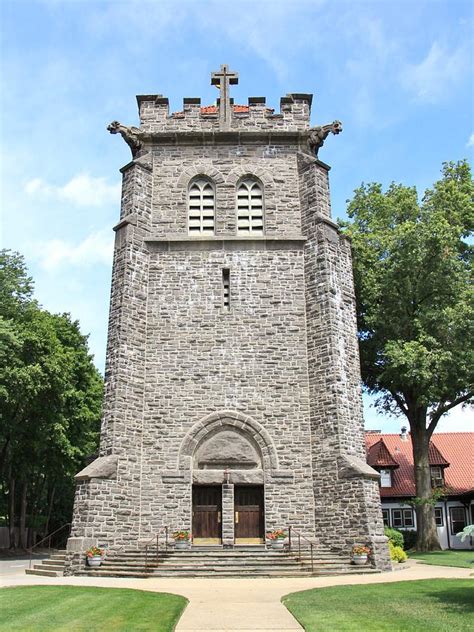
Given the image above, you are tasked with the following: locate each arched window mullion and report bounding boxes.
[188,178,215,235]
[236,178,264,235]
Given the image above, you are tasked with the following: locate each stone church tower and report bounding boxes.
[68,66,390,571]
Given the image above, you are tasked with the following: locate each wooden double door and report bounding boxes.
[192,485,265,545]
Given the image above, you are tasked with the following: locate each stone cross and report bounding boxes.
[211,64,239,129]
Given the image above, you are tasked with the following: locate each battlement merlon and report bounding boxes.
[135,93,314,132]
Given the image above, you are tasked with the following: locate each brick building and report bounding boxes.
[66,66,391,572]
[366,430,474,549]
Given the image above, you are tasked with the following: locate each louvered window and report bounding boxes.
[188,179,215,234]
[236,178,264,235]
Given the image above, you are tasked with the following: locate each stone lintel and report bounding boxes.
[113,213,137,232]
[145,237,307,253]
[313,214,340,231]
[136,94,165,105]
[314,158,331,171]
[338,455,380,481]
[288,93,313,107]
[75,455,118,481]
[248,96,266,105]
[120,159,153,174]
[193,469,264,485]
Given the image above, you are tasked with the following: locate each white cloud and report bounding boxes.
[31,230,114,271]
[435,405,473,433]
[24,173,121,207]
[402,41,468,103]
[467,133,474,147]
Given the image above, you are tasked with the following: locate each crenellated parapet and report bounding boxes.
[135,92,313,132]
[108,65,342,162]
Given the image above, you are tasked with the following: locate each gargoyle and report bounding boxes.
[107,121,143,157]
[307,120,343,158]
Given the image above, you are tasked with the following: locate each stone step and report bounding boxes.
[50,554,67,561]
[110,552,342,560]
[33,563,65,572]
[82,567,375,578]
[25,568,62,577]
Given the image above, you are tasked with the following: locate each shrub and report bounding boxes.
[389,541,408,563]
[384,527,404,549]
[399,530,417,550]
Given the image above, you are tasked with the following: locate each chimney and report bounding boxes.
[400,426,409,441]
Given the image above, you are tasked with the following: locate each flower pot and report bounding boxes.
[271,540,285,550]
[175,540,189,550]
[352,554,368,565]
[87,555,102,567]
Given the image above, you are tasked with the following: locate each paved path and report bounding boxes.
[1,559,472,631]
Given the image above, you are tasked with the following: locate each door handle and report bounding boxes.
[235,511,239,524]
[217,511,221,523]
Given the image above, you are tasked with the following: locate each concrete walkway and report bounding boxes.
[1,559,472,631]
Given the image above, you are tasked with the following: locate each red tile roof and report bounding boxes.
[172,104,276,117]
[367,439,399,468]
[200,104,250,114]
[365,432,474,497]
[428,442,450,466]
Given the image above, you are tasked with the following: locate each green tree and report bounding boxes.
[343,161,473,551]
[0,250,102,548]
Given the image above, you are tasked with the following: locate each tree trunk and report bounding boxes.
[19,481,28,549]
[28,475,46,548]
[44,483,56,537]
[8,477,15,549]
[410,419,441,551]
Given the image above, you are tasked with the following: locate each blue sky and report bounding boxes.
[1,0,472,432]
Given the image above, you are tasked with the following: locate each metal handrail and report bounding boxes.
[28,523,71,569]
[287,526,317,574]
[144,526,169,571]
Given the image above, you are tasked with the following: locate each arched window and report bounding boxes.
[188,178,215,234]
[236,178,264,235]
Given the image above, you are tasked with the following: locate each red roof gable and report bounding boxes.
[365,432,473,497]
[367,439,399,468]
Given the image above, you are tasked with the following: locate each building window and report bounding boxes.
[236,178,264,235]
[391,508,415,529]
[188,178,215,234]
[449,507,466,536]
[430,466,445,488]
[382,509,390,527]
[434,507,444,527]
[222,268,230,309]
[379,469,392,487]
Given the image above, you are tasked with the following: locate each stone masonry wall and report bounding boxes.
[300,156,391,569]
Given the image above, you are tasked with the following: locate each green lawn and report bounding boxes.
[0,586,187,631]
[409,550,474,569]
[282,579,474,632]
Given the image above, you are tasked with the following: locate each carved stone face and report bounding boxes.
[107,121,120,133]
[333,120,343,134]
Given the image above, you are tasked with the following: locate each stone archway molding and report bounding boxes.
[177,163,225,188]
[178,409,279,472]
[225,164,275,188]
